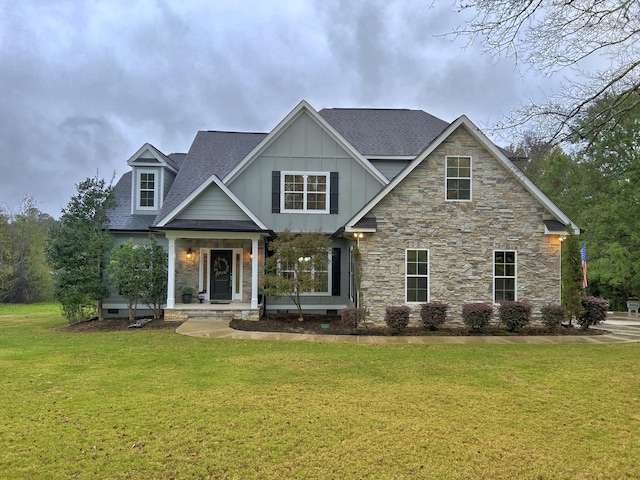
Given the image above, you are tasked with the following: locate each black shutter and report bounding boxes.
[330,172,339,214]
[332,248,341,296]
[272,171,281,213]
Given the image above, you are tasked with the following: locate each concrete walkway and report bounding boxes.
[175,313,640,344]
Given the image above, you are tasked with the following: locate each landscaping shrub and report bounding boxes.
[341,307,364,331]
[385,306,411,333]
[498,301,532,331]
[420,302,448,330]
[462,303,493,330]
[578,296,607,329]
[541,304,566,330]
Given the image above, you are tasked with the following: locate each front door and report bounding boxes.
[210,250,233,301]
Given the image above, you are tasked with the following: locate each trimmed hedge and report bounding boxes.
[578,296,607,329]
[462,303,493,330]
[540,304,566,330]
[385,306,411,333]
[498,301,532,331]
[420,302,448,330]
[341,307,364,331]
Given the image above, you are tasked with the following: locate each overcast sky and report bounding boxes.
[0,0,563,218]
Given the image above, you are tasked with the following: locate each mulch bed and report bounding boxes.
[229,313,609,337]
[58,317,181,333]
[57,313,609,336]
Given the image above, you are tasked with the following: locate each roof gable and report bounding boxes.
[127,143,179,173]
[345,115,580,233]
[155,131,266,223]
[224,100,388,186]
[155,174,268,230]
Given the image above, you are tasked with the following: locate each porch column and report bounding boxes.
[251,238,259,308]
[167,237,176,308]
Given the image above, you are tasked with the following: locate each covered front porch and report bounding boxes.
[161,229,268,320]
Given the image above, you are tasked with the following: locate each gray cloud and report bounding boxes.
[0,0,557,217]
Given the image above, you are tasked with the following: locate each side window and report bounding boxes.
[446,156,472,201]
[494,250,517,302]
[277,253,331,295]
[406,249,429,303]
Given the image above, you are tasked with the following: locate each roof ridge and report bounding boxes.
[201,130,267,135]
[320,107,419,112]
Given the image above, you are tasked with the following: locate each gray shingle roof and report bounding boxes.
[108,172,157,231]
[154,219,269,232]
[167,152,186,169]
[154,131,267,224]
[319,108,450,157]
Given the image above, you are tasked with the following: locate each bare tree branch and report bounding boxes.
[452,0,640,144]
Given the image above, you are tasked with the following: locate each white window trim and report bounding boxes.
[445,155,472,202]
[281,171,330,214]
[277,252,332,296]
[493,250,518,303]
[136,168,160,211]
[405,248,430,304]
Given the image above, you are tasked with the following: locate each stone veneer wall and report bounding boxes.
[358,126,562,326]
[164,306,263,322]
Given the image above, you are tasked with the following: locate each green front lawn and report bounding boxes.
[1,304,639,479]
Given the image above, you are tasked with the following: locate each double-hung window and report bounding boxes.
[138,170,158,209]
[282,172,328,213]
[446,156,472,201]
[406,249,429,303]
[494,250,517,302]
[279,253,330,295]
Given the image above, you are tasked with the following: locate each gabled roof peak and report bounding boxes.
[126,143,179,172]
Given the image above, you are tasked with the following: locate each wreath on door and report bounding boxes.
[213,256,230,278]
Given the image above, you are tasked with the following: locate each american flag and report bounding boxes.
[581,242,588,288]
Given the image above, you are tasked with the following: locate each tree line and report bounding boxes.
[515,92,640,310]
[1,176,167,324]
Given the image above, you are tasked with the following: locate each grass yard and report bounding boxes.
[1,304,639,479]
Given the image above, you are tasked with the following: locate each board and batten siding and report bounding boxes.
[163,170,176,202]
[228,111,385,233]
[177,184,253,221]
[369,159,412,180]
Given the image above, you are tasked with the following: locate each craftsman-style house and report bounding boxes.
[104,100,578,324]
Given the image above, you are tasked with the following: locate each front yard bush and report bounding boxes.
[578,296,607,329]
[541,304,566,330]
[341,307,364,331]
[462,303,493,331]
[420,302,448,330]
[385,306,411,333]
[498,301,532,332]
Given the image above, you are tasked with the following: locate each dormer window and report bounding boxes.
[137,169,159,210]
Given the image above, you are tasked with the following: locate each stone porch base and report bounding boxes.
[164,303,263,322]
